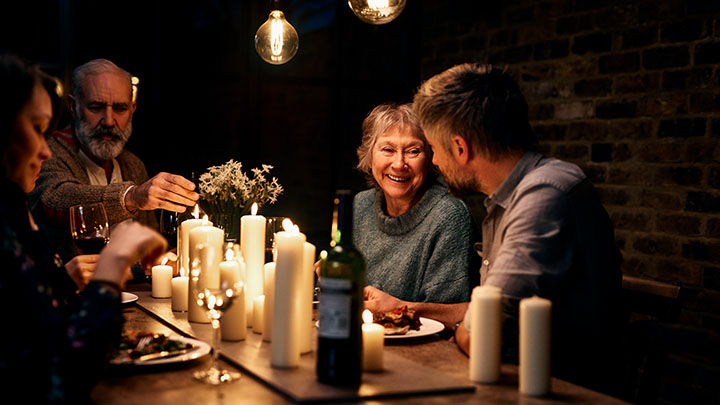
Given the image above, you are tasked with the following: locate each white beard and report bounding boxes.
[74,116,132,161]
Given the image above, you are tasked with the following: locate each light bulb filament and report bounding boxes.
[270,17,284,56]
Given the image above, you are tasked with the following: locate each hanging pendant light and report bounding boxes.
[348,0,406,25]
[255,1,299,65]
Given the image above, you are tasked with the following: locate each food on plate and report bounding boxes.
[111,330,193,364]
[372,305,422,335]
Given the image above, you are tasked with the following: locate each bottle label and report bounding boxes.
[318,278,353,339]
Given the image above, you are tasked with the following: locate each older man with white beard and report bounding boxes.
[30,59,198,263]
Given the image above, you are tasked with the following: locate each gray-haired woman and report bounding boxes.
[354,102,479,327]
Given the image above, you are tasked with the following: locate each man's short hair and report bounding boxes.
[413,63,537,160]
[72,59,132,103]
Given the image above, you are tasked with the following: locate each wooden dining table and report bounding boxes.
[91,282,629,404]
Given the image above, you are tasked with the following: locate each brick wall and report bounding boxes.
[419,0,720,333]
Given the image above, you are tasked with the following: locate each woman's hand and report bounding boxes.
[363,285,406,313]
[65,254,99,290]
[93,222,167,288]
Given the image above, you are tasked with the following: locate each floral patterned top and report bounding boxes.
[0,178,124,403]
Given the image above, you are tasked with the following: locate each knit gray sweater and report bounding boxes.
[353,184,476,304]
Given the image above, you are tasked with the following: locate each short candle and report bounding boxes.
[362,309,384,371]
[151,260,172,298]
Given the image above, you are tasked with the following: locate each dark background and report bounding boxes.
[3,1,720,401]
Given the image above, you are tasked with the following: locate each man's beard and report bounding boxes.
[75,115,132,161]
[444,164,482,199]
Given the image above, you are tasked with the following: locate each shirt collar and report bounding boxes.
[77,149,122,185]
[484,151,544,211]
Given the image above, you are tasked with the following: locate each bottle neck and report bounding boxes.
[331,191,353,247]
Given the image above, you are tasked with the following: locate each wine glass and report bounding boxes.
[191,250,241,384]
[69,203,109,254]
[265,216,288,262]
[159,209,178,250]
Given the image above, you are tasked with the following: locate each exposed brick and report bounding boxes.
[690,93,720,113]
[694,42,720,65]
[571,32,612,54]
[658,118,706,138]
[637,141,685,163]
[643,46,690,69]
[504,45,533,63]
[708,218,720,237]
[608,164,657,185]
[685,141,718,163]
[534,39,569,60]
[638,0,685,24]
[612,143,632,161]
[555,101,594,119]
[663,68,714,91]
[591,143,612,162]
[595,5,635,30]
[532,124,567,141]
[554,58,596,77]
[574,0,607,12]
[596,100,637,118]
[556,16,578,35]
[567,122,609,141]
[621,254,647,276]
[712,119,720,137]
[634,235,678,256]
[552,143,588,160]
[611,210,653,231]
[640,189,684,210]
[661,18,706,42]
[657,214,702,236]
[654,259,702,284]
[583,164,607,184]
[490,29,517,47]
[538,0,571,18]
[639,95,688,117]
[683,240,720,263]
[686,191,720,213]
[656,166,703,187]
[505,5,535,25]
[705,266,720,290]
[528,103,554,120]
[710,166,720,189]
[599,52,640,73]
[614,73,660,94]
[596,185,632,205]
[609,119,654,140]
[687,0,720,14]
[574,78,612,97]
[620,25,658,49]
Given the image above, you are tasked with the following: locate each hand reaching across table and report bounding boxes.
[124,172,199,213]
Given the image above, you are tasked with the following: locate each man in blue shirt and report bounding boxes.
[411,63,624,395]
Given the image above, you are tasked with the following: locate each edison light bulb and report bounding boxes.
[348,0,406,25]
[255,10,299,65]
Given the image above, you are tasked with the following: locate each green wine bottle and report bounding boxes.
[316,189,366,386]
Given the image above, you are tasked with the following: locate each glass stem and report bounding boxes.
[211,316,220,370]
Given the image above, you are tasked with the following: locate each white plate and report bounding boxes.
[384,317,445,340]
[314,316,445,339]
[121,292,138,304]
[112,336,211,366]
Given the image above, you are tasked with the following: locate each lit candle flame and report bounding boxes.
[251,202,258,216]
[319,250,327,260]
[202,214,209,226]
[363,309,373,324]
[225,248,234,261]
[161,257,168,266]
[193,204,199,219]
[282,218,294,232]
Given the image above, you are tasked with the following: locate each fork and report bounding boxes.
[135,336,152,352]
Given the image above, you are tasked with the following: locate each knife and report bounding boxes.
[136,346,197,362]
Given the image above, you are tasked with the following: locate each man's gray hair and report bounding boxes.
[72,59,132,102]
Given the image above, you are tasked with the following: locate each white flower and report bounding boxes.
[199,160,283,208]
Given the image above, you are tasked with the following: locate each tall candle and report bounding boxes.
[188,219,223,323]
[151,259,172,298]
[253,295,265,334]
[221,282,246,341]
[178,205,204,276]
[519,296,552,396]
[240,203,266,327]
[362,309,384,371]
[171,276,188,311]
[469,285,503,383]
[271,221,305,368]
[299,241,316,354]
[262,262,276,342]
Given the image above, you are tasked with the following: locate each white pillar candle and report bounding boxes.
[519,296,552,396]
[262,262,276,342]
[270,224,305,368]
[240,204,266,327]
[151,264,173,298]
[171,276,188,311]
[362,309,384,371]
[221,282,246,341]
[253,295,265,334]
[178,212,205,277]
[188,221,223,323]
[469,285,503,383]
[299,241,316,354]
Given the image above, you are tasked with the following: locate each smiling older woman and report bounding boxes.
[354,103,479,316]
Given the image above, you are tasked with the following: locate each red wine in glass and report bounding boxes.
[74,235,108,254]
[69,203,110,255]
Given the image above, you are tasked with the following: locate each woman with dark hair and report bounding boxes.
[0,53,166,403]
[355,103,478,326]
